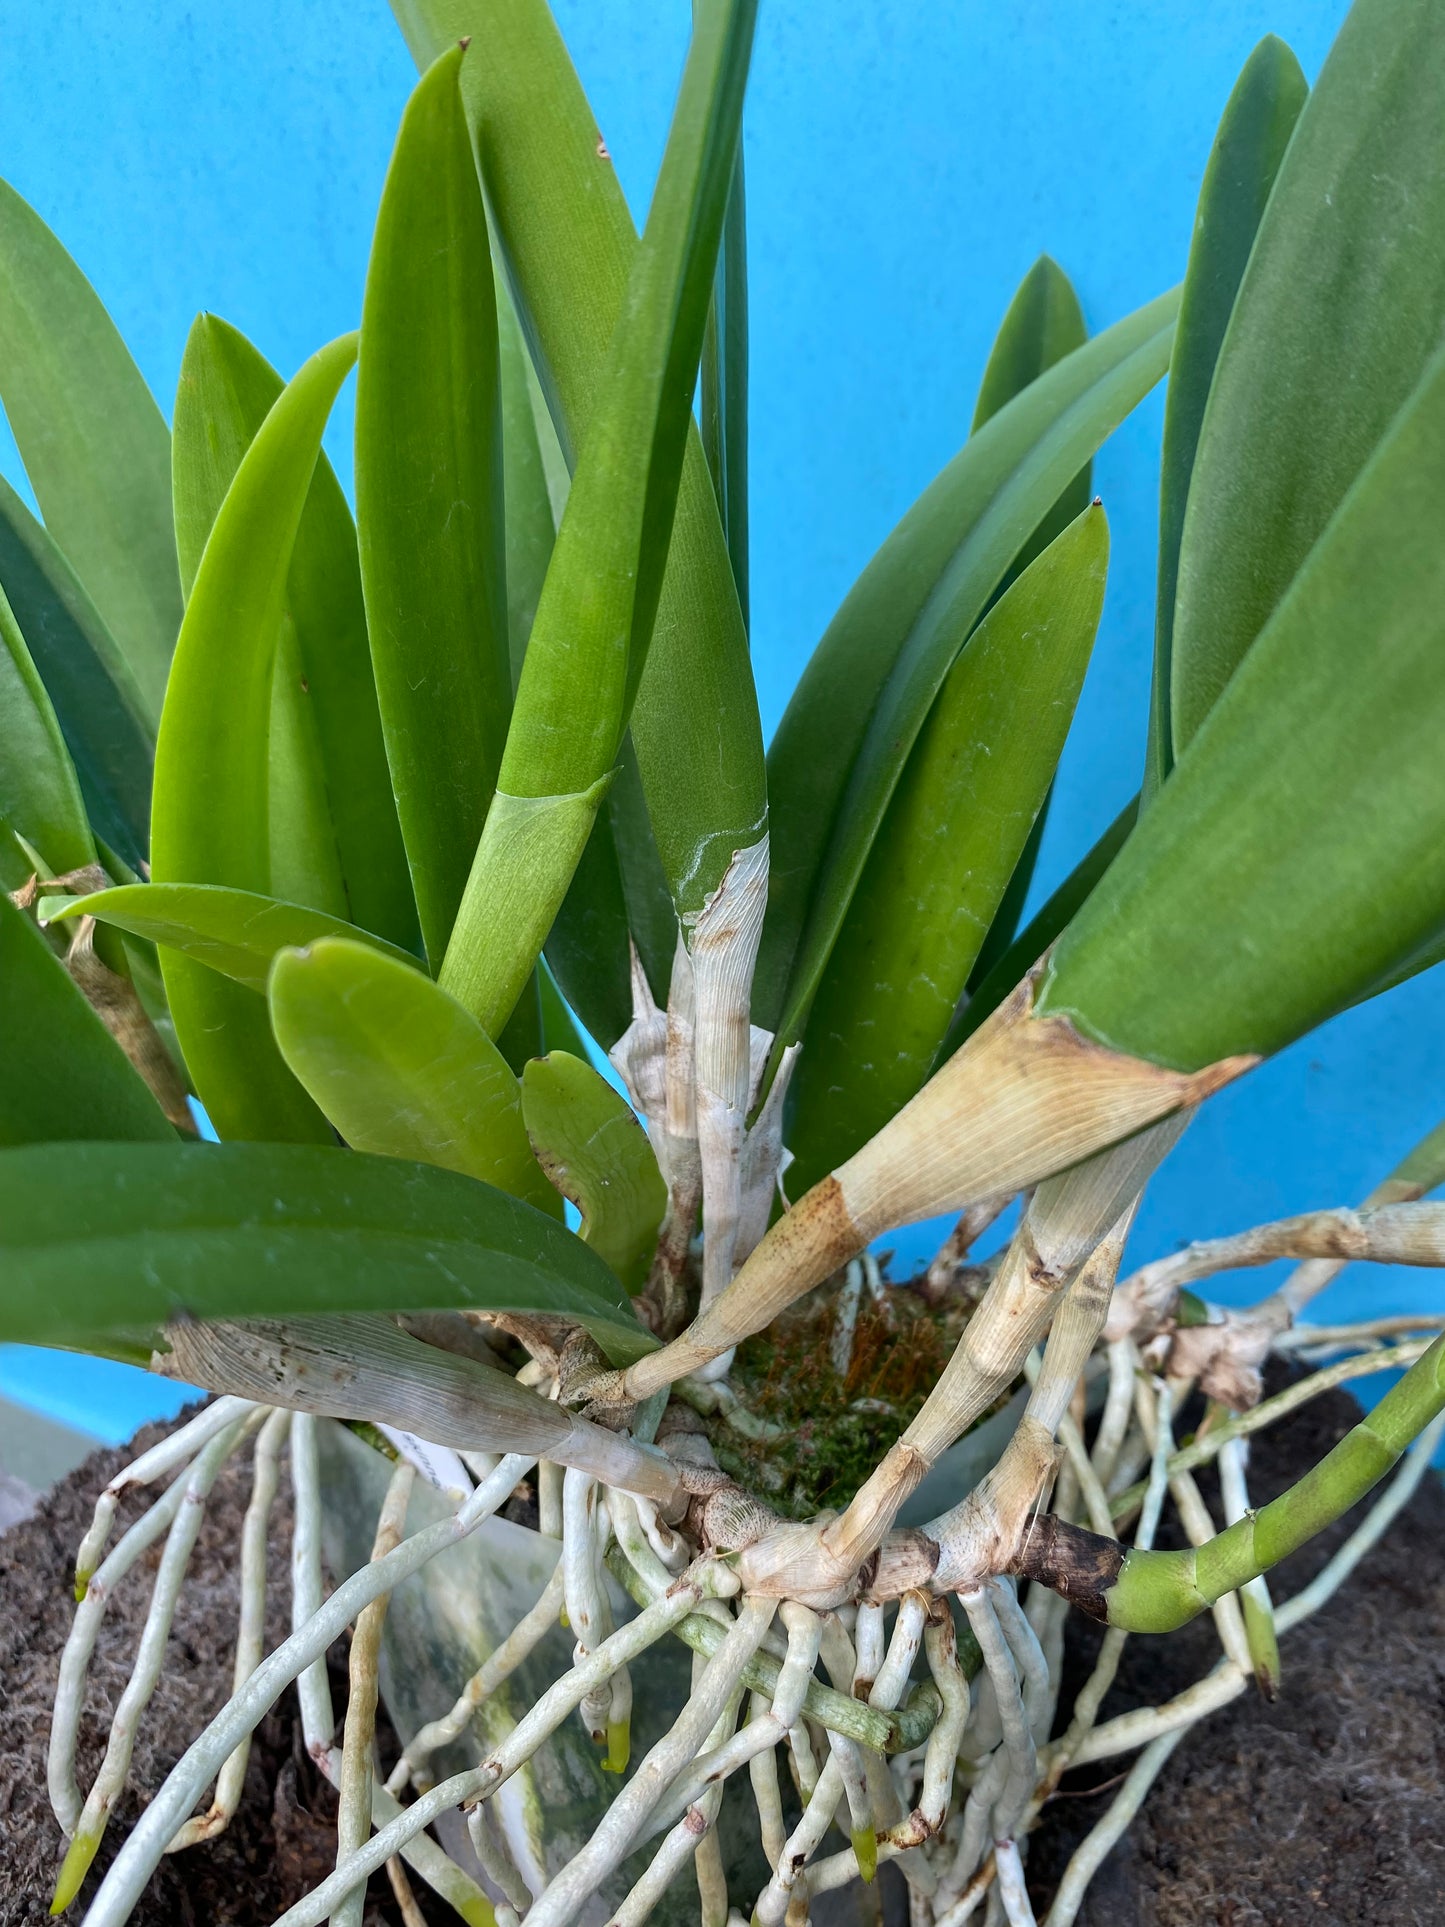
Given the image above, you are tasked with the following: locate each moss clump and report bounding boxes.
[699,1273,981,1519]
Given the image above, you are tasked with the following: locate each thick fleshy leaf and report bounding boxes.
[173,314,418,951]
[1042,341,1445,1071]
[700,151,749,622]
[940,794,1138,1061]
[0,178,181,723]
[787,505,1108,1191]
[0,1139,651,1364]
[268,936,559,1214]
[498,279,563,689]
[391,0,766,930]
[152,334,360,1144]
[962,254,1090,988]
[0,894,172,1146]
[357,45,511,968]
[757,288,1177,1040]
[0,579,94,875]
[1170,0,1445,755]
[539,963,590,1058]
[0,472,153,870]
[1145,37,1307,794]
[438,0,759,1036]
[521,1051,666,1291]
[43,882,420,995]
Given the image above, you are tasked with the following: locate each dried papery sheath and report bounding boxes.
[686,832,769,1309]
[160,1315,682,1501]
[625,966,1249,1397]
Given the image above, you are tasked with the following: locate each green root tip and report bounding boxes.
[51,1830,100,1914]
[73,1574,91,1604]
[559,1607,570,1630]
[461,1901,496,1927]
[852,1824,878,1884]
[603,1719,632,1775]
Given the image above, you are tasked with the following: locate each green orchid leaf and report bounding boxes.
[0,579,95,876]
[0,894,172,1146]
[962,254,1091,989]
[786,504,1108,1191]
[1042,339,1445,1070]
[498,277,563,690]
[356,44,511,969]
[42,881,421,994]
[700,148,749,622]
[268,936,559,1215]
[539,963,590,1059]
[152,333,360,1144]
[0,472,153,870]
[761,288,1177,1052]
[1145,36,1307,794]
[174,314,418,953]
[391,0,766,932]
[438,0,759,1037]
[0,1139,652,1366]
[0,178,181,724]
[1170,0,1445,756]
[940,793,1138,1061]
[521,1052,666,1293]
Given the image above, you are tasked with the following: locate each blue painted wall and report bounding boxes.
[7,0,1440,1441]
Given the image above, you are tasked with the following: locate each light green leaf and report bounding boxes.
[787,505,1108,1191]
[0,894,172,1146]
[269,936,559,1215]
[1145,36,1307,794]
[540,961,590,1059]
[522,1052,666,1292]
[0,178,181,724]
[1171,0,1445,755]
[498,278,562,689]
[700,148,749,622]
[0,578,94,876]
[357,45,511,969]
[438,0,759,1036]
[762,291,1176,1055]
[1043,340,1445,1070]
[173,314,419,952]
[0,1139,652,1365]
[42,881,421,994]
[152,333,360,1143]
[0,472,153,871]
[391,0,766,929]
[940,793,1138,1062]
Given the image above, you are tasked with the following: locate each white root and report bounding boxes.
[291,1414,338,1759]
[53,1414,258,1905]
[170,1408,292,1850]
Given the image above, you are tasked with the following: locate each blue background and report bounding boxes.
[6,0,1441,1445]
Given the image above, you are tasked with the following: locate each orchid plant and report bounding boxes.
[3,0,1445,1922]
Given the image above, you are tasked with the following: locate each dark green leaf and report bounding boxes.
[0,578,94,875]
[700,149,749,623]
[0,894,172,1145]
[0,1139,652,1365]
[763,291,1176,1054]
[437,0,759,1036]
[1145,36,1307,793]
[539,962,590,1058]
[1042,341,1445,1069]
[940,793,1138,1061]
[392,0,766,928]
[522,1051,666,1291]
[268,937,560,1215]
[0,178,181,723]
[1170,0,1445,755]
[787,505,1108,1190]
[356,45,511,968]
[0,472,153,870]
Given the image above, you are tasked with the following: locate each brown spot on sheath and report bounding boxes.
[1006,1514,1124,1623]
